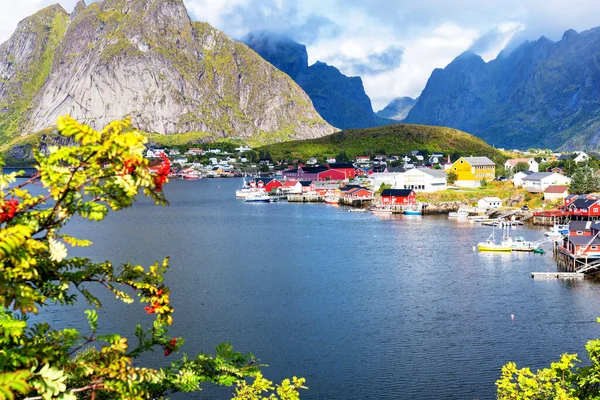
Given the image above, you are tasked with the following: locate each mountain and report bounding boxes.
[0,0,335,146]
[261,123,506,166]
[242,32,396,130]
[405,27,600,150]
[376,97,416,120]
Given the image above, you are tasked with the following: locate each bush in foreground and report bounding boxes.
[0,116,305,399]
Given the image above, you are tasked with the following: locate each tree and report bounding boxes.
[514,162,530,173]
[497,335,600,399]
[447,171,458,184]
[569,166,600,194]
[336,151,349,163]
[0,116,305,399]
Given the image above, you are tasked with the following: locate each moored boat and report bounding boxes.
[324,195,339,204]
[403,209,421,215]
[371,206,393,215]
[448,210,469,218]
[510,236,540,252]
[244,192,270,203]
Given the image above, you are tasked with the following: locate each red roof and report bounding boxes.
[544,185,569,194]
[283,180,298,187]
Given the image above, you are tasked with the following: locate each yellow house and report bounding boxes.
[451,157,496,188]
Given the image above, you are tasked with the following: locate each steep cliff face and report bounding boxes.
[0,0,335,145]
[376,97,416,120]
[0,5,69,140]
[405,28,600,150]
[243,32,396,130]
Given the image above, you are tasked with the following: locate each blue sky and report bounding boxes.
[2,0,600,110]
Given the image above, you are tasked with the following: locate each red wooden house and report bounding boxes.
[342,187,374,201]
[565,195,600,217]
[250,177,282,193]
[380,189,417,206]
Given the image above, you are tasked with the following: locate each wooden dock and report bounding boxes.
[531,272,585,279]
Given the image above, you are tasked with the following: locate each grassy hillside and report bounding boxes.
[260,123,507,165]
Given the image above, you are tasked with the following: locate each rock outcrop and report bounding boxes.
[0,0,335,144]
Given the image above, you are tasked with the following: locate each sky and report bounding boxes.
[2,0,600,110]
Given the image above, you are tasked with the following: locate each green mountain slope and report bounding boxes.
[262,124,506,165]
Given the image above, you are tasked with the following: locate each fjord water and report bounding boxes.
[50,178,600,399]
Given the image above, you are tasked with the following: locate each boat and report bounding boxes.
[324,195,339,205]
[244,192,270,203]
[236,177,255,198]
[448,210,469,218]
[477,225,512,252]
[371,206,393,215]
[544,224,569,237]
[403,209,421,215]
[510,236,540,252]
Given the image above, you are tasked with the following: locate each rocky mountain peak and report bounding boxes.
[0,1,335,144]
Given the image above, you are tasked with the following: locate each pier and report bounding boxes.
[531,272,584,279]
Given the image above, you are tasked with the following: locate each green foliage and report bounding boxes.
[497,337,600,399]
[514,162,530,173]
[0,116,305,399]
[569,166,600,194]
[446,171,458,184]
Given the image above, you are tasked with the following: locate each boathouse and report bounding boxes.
[380,189,416,206]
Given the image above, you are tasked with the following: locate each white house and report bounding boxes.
[368,172,404,191]
[522,172,572,193]
[326,157,337,164]
[478,197,502,210]
[513,170,534,187]
[234,145,251,153]
[543,185,569,202]
[307,157,318,165]
[504,158,539,172]
[574,151,589,163]
[402,168,447,192]
[146,149,166,158]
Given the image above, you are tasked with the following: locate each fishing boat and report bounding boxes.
[235,177,254,198]
[477,225,512,252]
[324,195,339,205]
[244,192,270,203]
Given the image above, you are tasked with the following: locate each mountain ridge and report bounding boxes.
[242,31,396,130]
[405,27,600,150]
[0,0,336,145]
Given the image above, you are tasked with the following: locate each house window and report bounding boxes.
[577,231,583,235]
[595,208,598,212]
[592,246,598,250]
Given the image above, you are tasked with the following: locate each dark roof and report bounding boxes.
[569,221,591,231]
[328,163,355,169]
[568,236,600,246]
[381,189,415,197]
[299,167,328,174]
[299,181,312,186]
[283,168,298,174]
[572,197,599,209]
[558,154,574,161]
[522,172,555,181]
[339,185,363,192]
[251,177,274,184]
[516,170,535,176]
[386,167,405,173]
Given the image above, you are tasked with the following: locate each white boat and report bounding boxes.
[236,177,255,198]
[324,195,339,204]
[509,236,540,252]
[448,210,469,218]
[244,192,270,203]
[544,224,569,237]
[371,206,393,215]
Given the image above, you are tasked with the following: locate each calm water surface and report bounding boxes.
[41,178,600,399]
